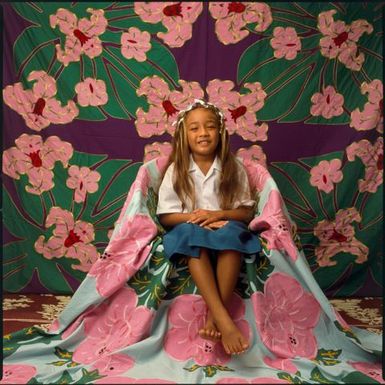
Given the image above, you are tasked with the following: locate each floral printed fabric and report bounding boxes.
[1,157,381,384]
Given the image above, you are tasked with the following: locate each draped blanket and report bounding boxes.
[2,157,382,384]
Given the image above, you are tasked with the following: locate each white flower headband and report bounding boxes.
[172,99,225,129]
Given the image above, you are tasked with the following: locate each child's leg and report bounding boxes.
[187,249,247,355]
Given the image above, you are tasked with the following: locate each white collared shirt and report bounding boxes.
[156,156,254,214]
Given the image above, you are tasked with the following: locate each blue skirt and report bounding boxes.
[163,220,261,260]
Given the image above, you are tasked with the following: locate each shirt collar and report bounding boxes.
[189,154,222,172]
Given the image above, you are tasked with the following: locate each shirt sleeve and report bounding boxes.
[233,161,255,208]
[156,164,183,214]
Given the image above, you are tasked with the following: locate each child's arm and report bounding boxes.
[159,212,193,228]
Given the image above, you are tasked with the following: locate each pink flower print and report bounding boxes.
[209,2,272,45]
[95,378,175,384]
[72,287,153,375]
[252,272,321,359]
[1,365,36,384]
[121,27,151,62]
[3,71,78,131]
[75,78,108,107]
[2,134,73,194]
[34,207,99,272]
[217,378,289,384]
[89,214,157,297]
[318,10,373,71]
[236,145,267,168]
[243,161,271,194]
[349,361,384,383]
[310,86,344,119]
[66,165,101,203]
[270,27,301,60]
[350,79,383,133]
[206,79,268,142]
[50,8,107,66]
[309,159,343,193]
[136,75,204,137]
[249,190,298,261]
[314,207,368,266]
[263,356,298,374]
[346,137,383,193]
[143,142,172,163]
[134,2,203,48]
[164,293,250,366]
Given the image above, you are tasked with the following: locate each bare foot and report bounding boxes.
[217,321,249,355]
[199,313,221,341]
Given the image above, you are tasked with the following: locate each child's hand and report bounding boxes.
[187,209,224,227]
[203,220,229,230]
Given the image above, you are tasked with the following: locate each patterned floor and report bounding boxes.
[2,294,383,336]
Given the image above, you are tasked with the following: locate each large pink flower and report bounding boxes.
[89,214,157,297]
[2,134,73,194]
[252,272,321,359]
[346,137,383,193]
[209,2,272,45]
[66,165,101,203]
[207,79,268,142]
[34,207,99,272]
[134,2,203,48]
[121,27,152,62]
[1,365,36,384]
[50,8,107,66]
[217,378,289,384]
[236,145,267,168]
[314,207,368,266]
[164,293,250,366]
[349,361,384,383]
[270,27,301,60]
[350,79,383,133]
[75,78,108,107]
[143,142,172,163]
[310,86,344,119]
[309,159,343,193]
[72,287,153,376]
[135,75,204,137]
[318,10,373,71]
[3,71,78,131]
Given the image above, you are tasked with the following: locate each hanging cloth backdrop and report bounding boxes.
[1,157,382,384]
[2,2,383,298]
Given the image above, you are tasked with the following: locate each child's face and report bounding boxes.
[185,107,220,160]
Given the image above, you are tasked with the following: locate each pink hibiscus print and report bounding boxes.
[75,78,108,107]
[217,378,289,384]
[134,2,203,48]
[264,356,298,374]
[249,190,298,261]
[346,137,383,193]
[209,2,272,45]
[121,27,152,62]
[207,79,268,142]
[243,160,271,194]
[318,10,373,71]
[50,8,107,66]
[314,207,368,266]
[72,287,153,376]
[236,145,267,168]
[34,207,99,272]
[164,293,250,366]
[3,71,78,131]
[310,86,344,119]
[1,364,36,384]
[350,79,383,133]
[89,214,157,297]
[309,159,343,193]
[2,134,73,194]
[66,165,101,203]
[270,27,301,60]
[252,272,321,359]
[135,75,204,137]
[143,142,172,163]
[349,361,384,383]
[95,377,175,384]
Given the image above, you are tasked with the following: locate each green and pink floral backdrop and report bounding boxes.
[2,2,383,297]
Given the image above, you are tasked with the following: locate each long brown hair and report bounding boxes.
[164,101,248,211]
